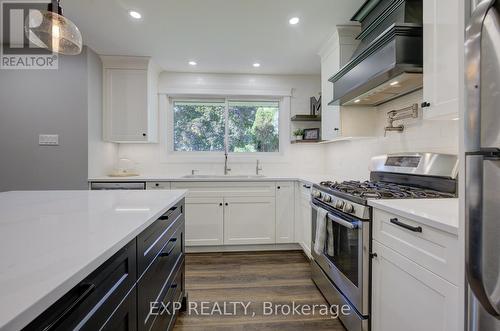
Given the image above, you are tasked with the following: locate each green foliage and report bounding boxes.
[293,128,305,136]
[175,101,279,153]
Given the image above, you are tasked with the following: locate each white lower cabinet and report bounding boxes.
[295,182,312,257]
[275,182,295,243]
[184,197,224,246]
[372,240,459,331]
[223,196,276,245]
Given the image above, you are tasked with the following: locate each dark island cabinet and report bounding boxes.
[23,199,186,331]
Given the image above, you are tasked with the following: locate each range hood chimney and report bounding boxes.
[329,0,423,106]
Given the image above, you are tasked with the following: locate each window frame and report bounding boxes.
[169,96,283,158]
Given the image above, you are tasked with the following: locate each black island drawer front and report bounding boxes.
[150,258,185,331]
[137,220,185,331]
[24,240,137,331]
[137,202,183,277]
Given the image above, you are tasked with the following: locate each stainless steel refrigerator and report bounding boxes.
[465,0,500,330]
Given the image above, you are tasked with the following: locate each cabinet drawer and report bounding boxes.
[373,209,459,285]
[137,223,184,331]
[150,259,185,331]
[24,240,137,331]
[101,287,137,331]
[137,201,183,276]
[146,182,171,190]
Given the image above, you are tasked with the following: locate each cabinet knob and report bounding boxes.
[334,128,339,131]
[421,102,431,108]
[225,203,228,206]
[142,133,147,137]
[370,253,378,259]
[277,186,281,190]
[155,183,159,187]
[219,203,223,206]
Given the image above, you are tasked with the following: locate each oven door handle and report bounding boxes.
[328,213,358,229]
[310,202,358,230]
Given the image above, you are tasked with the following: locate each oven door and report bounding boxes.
[311,199,370,317]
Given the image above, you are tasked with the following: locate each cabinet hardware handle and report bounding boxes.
[303,184,311,189]
[159,238,178,257]
[155,183,159,187]
[142,133,147,137]
[334,128,339,131]
[171,283,178,289]
[44,283,96,330]
[277,186,281,189]
[219,203,223,206]
[225,203,228,206]
[370,253,378,259]
[159,206,178,220]
[390,218,422,233]
[421,101,431,108]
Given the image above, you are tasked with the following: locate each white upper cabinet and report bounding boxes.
[101,56,160,143]
[422,0,460,120]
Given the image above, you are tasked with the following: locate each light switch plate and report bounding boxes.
[39,134,59,146]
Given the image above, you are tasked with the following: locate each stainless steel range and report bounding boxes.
[310,153,459,331]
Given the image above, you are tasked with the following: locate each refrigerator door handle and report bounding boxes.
[466,155,500,317]
[465,0,497,151]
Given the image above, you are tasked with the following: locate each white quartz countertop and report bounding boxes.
[0,190,187,331]
[88,175,328,185]
[368,198,459,235]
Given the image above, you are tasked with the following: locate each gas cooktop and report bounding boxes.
[318,180,456,200]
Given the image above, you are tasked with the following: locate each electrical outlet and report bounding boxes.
[39,134,59,146]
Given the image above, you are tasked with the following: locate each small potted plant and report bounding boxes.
[293,128,304,141]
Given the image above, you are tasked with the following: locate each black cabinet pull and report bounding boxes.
[142,133,147,137]
[277,186,281,190]
[159,238,177,257]
[155,183,159,187]
[334,128,339,131]
[219,203,223,206]
[421,101,431,108]
[225,202,228,206]
[159,206,177,220]
[390,218,422,233]
[44,283,95,330]
[370,253,378,259]
[303,184,311,189]
[171,283,178,289]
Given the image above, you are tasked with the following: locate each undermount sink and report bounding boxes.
[181,174,266,179]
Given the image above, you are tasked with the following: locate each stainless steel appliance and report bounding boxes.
[311,153,458,331]
[90,182,146,190]
[465,0,500,330]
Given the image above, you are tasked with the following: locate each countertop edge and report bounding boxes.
[3,191,187,331]
[367,200,459,236]
[87,176,320,184]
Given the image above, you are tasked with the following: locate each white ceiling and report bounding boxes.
[63,0,363,75]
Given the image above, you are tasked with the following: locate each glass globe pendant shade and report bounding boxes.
[24,7,82,55]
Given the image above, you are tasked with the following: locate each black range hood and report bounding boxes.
[329,0,423,106]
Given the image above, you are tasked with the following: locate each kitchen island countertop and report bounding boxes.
[0,189,187,330]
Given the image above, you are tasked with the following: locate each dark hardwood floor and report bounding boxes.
[173,251,346,331]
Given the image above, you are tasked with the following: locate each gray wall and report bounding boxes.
[0,48,96,191]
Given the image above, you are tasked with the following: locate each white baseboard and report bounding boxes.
[185,243,302,253]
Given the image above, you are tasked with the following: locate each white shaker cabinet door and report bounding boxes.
[422,0,460,120]
[371,241,459,331]
[184,197,224,246]
[223,196,276,245]
[104,68,149,142]
[275,182,295,243]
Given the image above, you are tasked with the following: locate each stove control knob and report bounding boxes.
[344,203,355,214]
[323,195,332,202]
[312,190,322,198]
[335,200,344,209]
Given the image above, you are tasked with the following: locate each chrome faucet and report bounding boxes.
[256,159,263,175]
[224,151,231,175]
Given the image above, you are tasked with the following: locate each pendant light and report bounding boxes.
[24,0,82,55]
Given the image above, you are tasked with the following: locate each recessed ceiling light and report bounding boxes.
[188,61,197,66]
[253,63,261,68]
[354,99,361,103]
[390,81,399,86]
[129,11,142,19]
[289,17,300,25]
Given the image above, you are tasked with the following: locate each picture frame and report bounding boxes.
[303,128,320,141]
